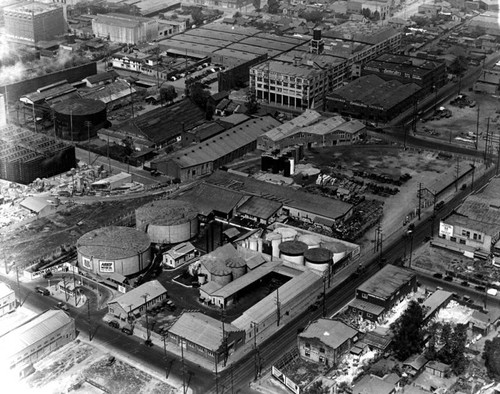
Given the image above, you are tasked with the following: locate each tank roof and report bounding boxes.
[298,234,321,245]
[53,98,106,115]
[136,199,198,226]
[210,265,233,276]
[225,256,246,268]
[323,241,350,253]
[77,226,150,260]
[273,227,297,238]
[304,248,332,263]
[279,240,308,256]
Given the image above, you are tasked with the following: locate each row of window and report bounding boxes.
[461,229,482,241]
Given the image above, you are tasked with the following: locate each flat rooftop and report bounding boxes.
[357,264,415,300]
[4,1,61,15]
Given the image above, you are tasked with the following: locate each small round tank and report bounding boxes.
[273,227,297,241]
[304,248,332,272]
[225,256,247,279]
[211,266,233,286]
[298,234,321,249]
[323,241,349,263]
[279,240,308,265]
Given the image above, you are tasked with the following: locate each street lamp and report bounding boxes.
[408,230,414,268]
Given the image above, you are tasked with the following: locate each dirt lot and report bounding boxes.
[416,90,499,151]
[0,196,158,269]
[22,340,176,394]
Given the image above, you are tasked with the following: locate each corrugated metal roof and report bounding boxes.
[20,196,51,214]
[232,269,321,329]
[299,319,358,350]
[263,109,322,142]
[0,310,73,360]
[179,183,244,216]
[168,312,242,351]
[236,196,282,220]
[357,265,415,300]
[108,280,167,312]
[348,298,385,315]
[164,242,195,260]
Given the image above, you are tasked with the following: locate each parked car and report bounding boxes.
[121,327,133,335]
[56,302,69,311]
[166,300,176,311]
[43,271,53,278]
[475,285,486,292]
[144,339,153,347]
[108,320,120,329]
[35,286,50,296]
[433,273,443,279]
[461,281,470,287]
[444,276,453,282]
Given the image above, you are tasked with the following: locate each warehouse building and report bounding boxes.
[77,226,152,277]
[348,265,417,322]
[107,280,168,320]
[326,74,421,123]
[162,242,197,268]
[150,116,281,182]
[166,311,245,364]
[362,53,446,94]
[4,2,65,45]
[0,125,76,184]
[0,310,75,370]
[92,13,158,44]
[0,283,16,317]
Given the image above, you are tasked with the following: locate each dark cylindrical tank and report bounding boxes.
[53,98,108,141]
[279,240,308,265]
[313,28,322,41]
[304,247,332,272]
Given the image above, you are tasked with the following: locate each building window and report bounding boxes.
[459,239,466,244]
[361,293,368,299]
[305,342,310,349]
[473,233,478,240]
[319,356,325,363]
[305,350,310,357]
[450,237,457,242]
[319,347,325,354]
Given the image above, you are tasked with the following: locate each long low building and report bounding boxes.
[151,116,281,182]
[0,310,75,371]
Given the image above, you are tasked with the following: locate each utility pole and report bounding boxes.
[16,266,21,305]
[251,322,261,381]
[87,297,92,341]
[63,275,68,302]
[408,230,414,269]
[417,183,422,220]
[276,288,281,327]
[455,156,460,192]
[322,276,327,318]
[143,293,150,341]
[484,117,490,165]
[475,105,480,150]
[221,309,228,367]
[180,338,187,394]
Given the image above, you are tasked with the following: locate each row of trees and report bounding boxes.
[390,301,467,375]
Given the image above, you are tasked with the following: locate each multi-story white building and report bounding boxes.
[0,282,16,317]
[92,13,158,44]
[249,25,402,110]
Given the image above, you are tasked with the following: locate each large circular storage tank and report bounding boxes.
[210,266,233,286]
[53,98,108,141]
[225,257,247,279]
[298,234,321,249]
[279,240,308,265]
[273,227,298,242]
[304,248,332,272]
[135,199,199,244]
[77,226,151,277]
[323,242,349,263]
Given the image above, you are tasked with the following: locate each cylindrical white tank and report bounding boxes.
[323,242,349,263]
[257,238,263,253]
[304,248,332,272]
[249,238,258,251]
[290,158,295,176]
[268,233,282,259]
[279,240,308,265]
[273,227,297,242]
[225,257,247,279]
[298,234,321,249]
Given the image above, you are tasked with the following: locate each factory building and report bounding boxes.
[362,53,446,94]
[4,2,65,45]
[249,26,402,110]
[166,312,246,364]
[92,13,158,44]
[0,310,75,371]
[150,116,281,182]
[0,125,76,184]
[135,199,199,245]
[326,74,421,123]
[52,98,109,141]
[347,265,417,322]
[107,280,167,320]
[181,0,253,9]
[77,226,152,278]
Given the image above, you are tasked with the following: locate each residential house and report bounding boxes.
[425,361,450,378]
[352,374,397,394]
[298,319,359,367]
[162,242,197,268]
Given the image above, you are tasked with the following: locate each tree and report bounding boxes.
[300,10,323,23]
[390,300,425,361]
[187,82,211,112]
[267,0,280,14]
[449,324,467,375]
[483,337,500,379]
[438,322,452,362]
[245,88,260,115]
[372,10,380,21]
[233,11,242,18]
[362,8,371,18]
[448,56,468,76]
[122,136,134,157]
[191,8,204,26]
[425,322,440,360]
[159,85,177,105]
[252,0,261,11]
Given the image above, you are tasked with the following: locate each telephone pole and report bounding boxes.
[142,293,150,341]
[276,288,281,327]
[322,276,327,318]
[87,297,92,341]
[417,183,422,220]
[455,156,460,192]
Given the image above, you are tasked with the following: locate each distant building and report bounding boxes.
[352,374,398,394]
[298,319,359,367]
[107,280,168,320]
[20,196,57,217]
[180,0,253,11]
[92,13,159,44]
[418,3,442,16]
[158,19,186,38]
[326,74,421,123]
[362,53,446,94]
[4,2,65,45]
[0,310,75,370]
[0,282,16,316]
[82,71,119,88]
[473,68,500,95]
[347,0,391,20]
[348,265,417,322]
